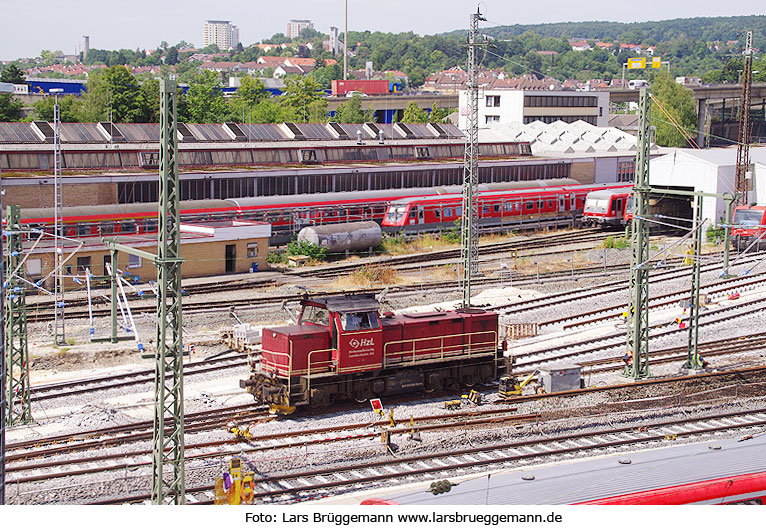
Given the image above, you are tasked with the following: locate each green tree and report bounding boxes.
[186,70,229,123]
[332,94,373,123]
[229,77,268,122]
[402,101,429,123]
[430,103,451,122]
[649,71,698,148]
[81,66,150,122]
[280,76,325,122]
[0,94,24,121]
[1,64,26,84]
[33,95,83,122]
[165,46,179,65]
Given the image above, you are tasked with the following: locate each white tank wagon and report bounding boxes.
[297,221,383,253]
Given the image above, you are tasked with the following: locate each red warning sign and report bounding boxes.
[370,398,383,412]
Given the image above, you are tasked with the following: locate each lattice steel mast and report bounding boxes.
[151,80,186,504]
[460,7,485,308]
[624,88,652,379]
[735,30,754,206]
[53,92,65,345]
[4,205,32,424]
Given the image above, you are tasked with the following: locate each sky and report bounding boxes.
[1,0,764,60]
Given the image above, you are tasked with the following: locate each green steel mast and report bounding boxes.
[4,205,32,425]
[151,80,186,504]
[624,88,652,379]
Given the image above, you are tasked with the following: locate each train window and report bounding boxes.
[26,258,42,276]
[100,222,114,235]
[504,203,513,212]
[525,202,534,210]
[493,205,500,213]
[340,311,380,331]
[122,221,136,233]
[408,210,417,219]
[434,209,441,219]
[547,200,554,209]
[538,200,544,209]
[77,223,91,236]
[482,206,490,214]
[444,208,453,218]
[143,219,158,232]
[299,305,329,327]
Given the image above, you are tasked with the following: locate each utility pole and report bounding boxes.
[624,88,652,379]
[151,80,186,504]
[460,7,485,308]
[343,0,348,80]
[684,195,705,369]
[735,30,753,206]
[4,205,32,424]
[51,88,65,345]
[1,161,5,505]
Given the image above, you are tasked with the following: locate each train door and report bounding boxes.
[225,244,236,273]
[559,194,570,212]
[417,206,425,224]
[615,198,624,218]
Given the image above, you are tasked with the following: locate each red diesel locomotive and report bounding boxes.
[240,294,503,411]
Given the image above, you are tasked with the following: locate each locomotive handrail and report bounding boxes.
[383,329,497,366]
[306,348,337,400]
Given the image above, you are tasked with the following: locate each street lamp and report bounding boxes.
[0,79,14,506]
[344,0,348,80]
[49,88,65,345]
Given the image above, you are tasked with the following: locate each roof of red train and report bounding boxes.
[371,433,766,505]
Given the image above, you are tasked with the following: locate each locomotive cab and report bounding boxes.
[732,205,766,251]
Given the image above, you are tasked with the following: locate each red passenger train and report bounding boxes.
[381,182,633,232]
[731,205,766,251]
[14,179,582,245]
[581,188,632,228]
[578,471,766,505]
[240,294,504,411]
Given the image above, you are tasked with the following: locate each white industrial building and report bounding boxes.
[459,89,609,129]
[480,120,662,185]
[203,20,240,50]
[648,147,766,225]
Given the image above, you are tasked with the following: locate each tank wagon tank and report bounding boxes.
[297,221,382,253]
[240,294,504,411]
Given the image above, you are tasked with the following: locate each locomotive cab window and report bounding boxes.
[340,311,380,331]
[299,305,329,327]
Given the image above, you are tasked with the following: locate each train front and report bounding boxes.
[382,201,411,229]
[732,205,766,251]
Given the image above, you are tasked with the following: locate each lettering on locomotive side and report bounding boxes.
[349,338,375,348]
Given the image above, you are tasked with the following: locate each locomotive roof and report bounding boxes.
[302,294,380,312]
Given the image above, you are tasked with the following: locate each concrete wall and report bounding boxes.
[4,182,117,208]
[569,159,595,184]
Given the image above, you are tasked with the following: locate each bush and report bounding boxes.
[287,239,328,261]
[441,220,462,243]
[706,225,725,243]
[268,249,288,264]
[603,236,629,249]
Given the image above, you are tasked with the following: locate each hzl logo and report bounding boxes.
[349,338,374,348]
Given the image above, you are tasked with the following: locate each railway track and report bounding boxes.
[91,401,766,504]
[11,366,766,504]
[29,351,249,402]
[510,295,766,371]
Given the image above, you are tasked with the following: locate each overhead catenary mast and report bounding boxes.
[735,30,754,206]
[460,7,486,308]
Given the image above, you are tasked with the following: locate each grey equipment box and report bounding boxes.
[540,363,582,393]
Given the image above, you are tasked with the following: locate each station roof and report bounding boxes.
[0,121,464,145]
[479,120,651,156]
